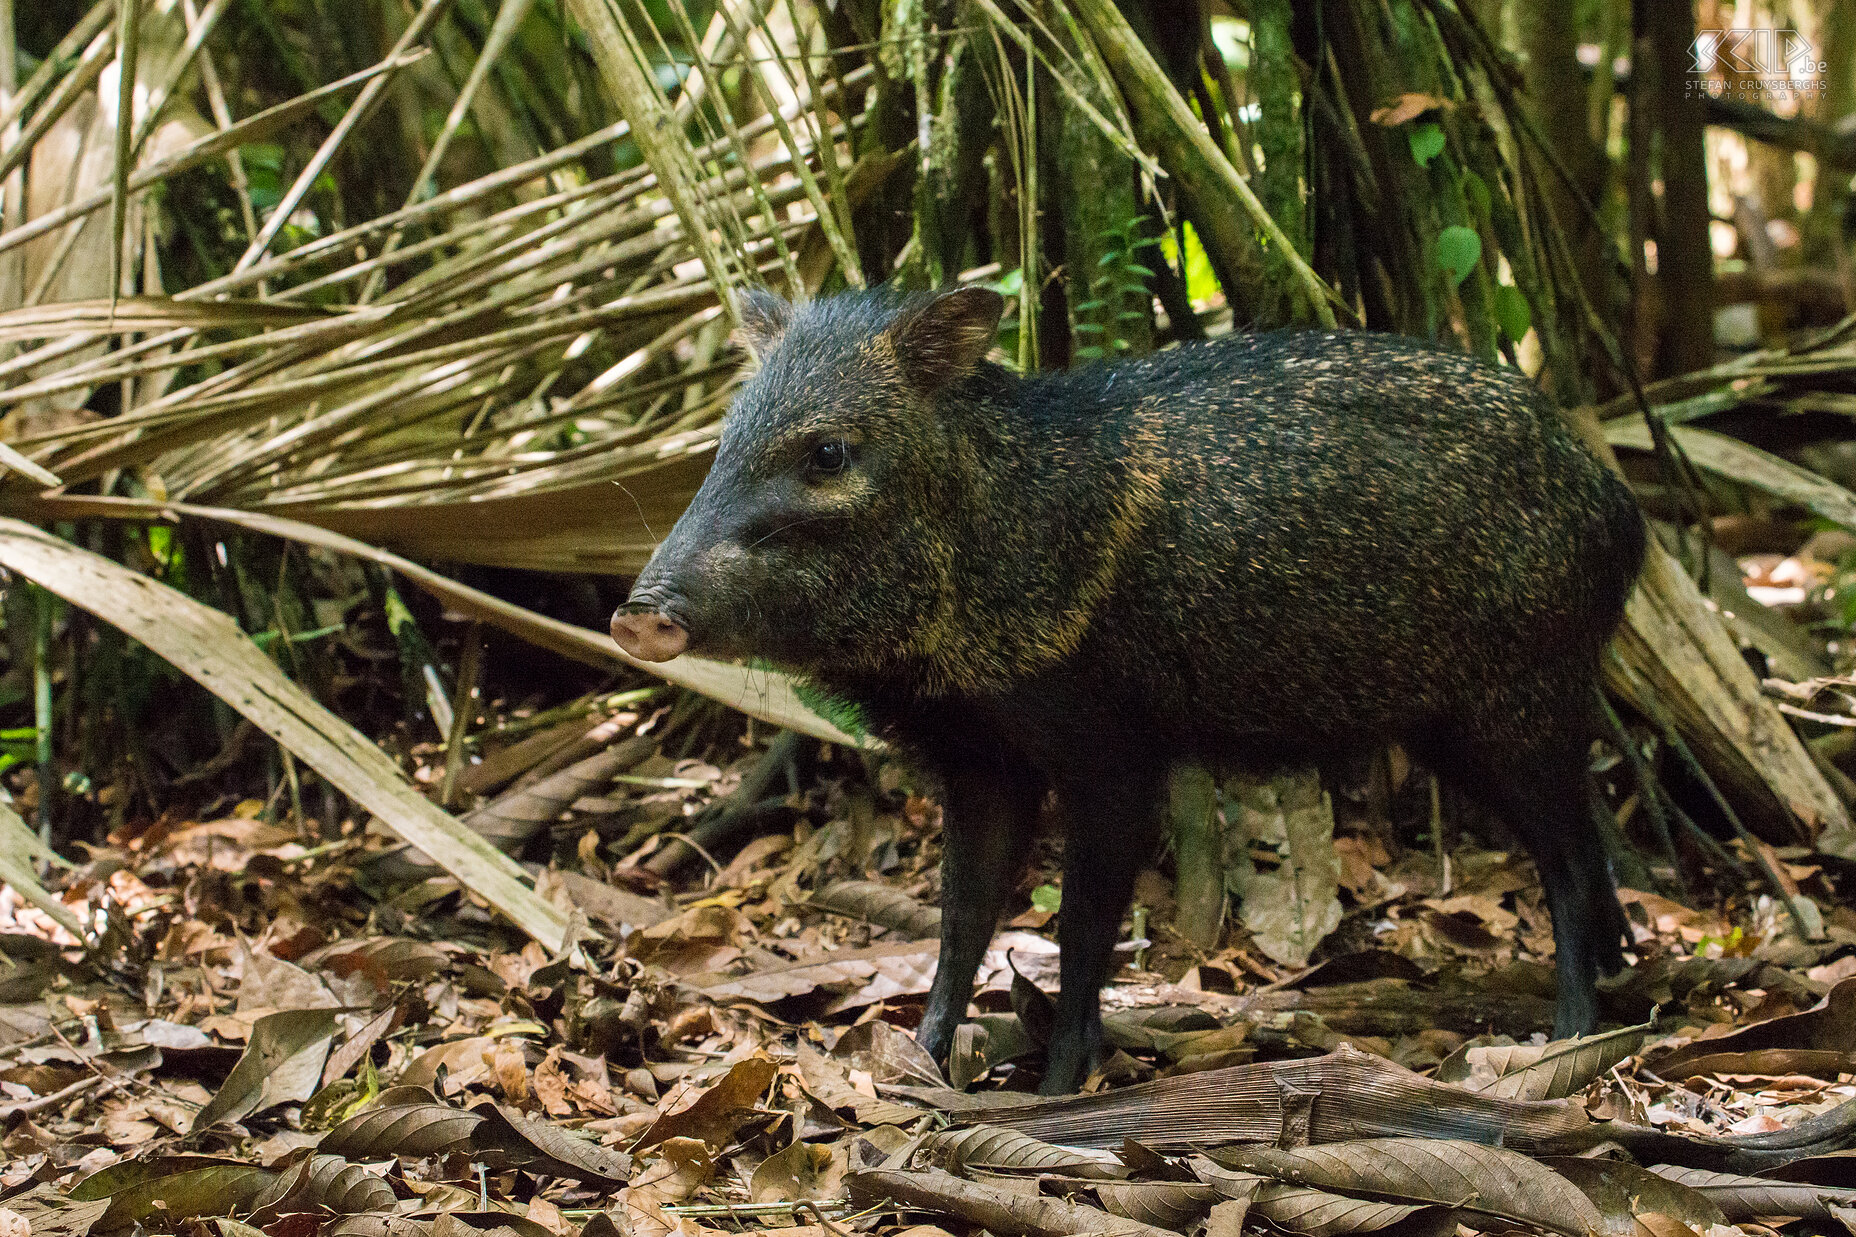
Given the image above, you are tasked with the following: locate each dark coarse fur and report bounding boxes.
[618,286,1649,1094]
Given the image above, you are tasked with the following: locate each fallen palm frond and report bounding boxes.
[10,493,861,745]
[0,796,84,938]
[0,516,570,948]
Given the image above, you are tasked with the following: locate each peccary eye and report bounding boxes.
[808,439,848,475]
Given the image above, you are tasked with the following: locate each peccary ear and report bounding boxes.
[734,288,792,360]
[889,286,1005,390]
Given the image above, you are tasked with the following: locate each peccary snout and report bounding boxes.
[610,605,688,662]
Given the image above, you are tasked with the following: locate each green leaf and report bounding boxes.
[1494,283,1532,341]
[1436,225,1482,287]
[986,268,1024,297]
[1408,122,1446,167]
[1031,884,1062,913]
[148,524,173,567]
[1461,169,1491,219]
[786,674,867,741]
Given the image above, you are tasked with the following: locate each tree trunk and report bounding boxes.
[1636,0,1716,377]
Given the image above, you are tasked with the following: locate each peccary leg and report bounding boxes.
[1458,736,1630,1037]
[1044,772,1165,1094]
[917,755,1045,1069]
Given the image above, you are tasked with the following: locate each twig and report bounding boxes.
[644,730,804,877]
[1650,701,1824,940]
[440,622,485,810]
[0,1072,106,1119]
[1599,694,1682,883]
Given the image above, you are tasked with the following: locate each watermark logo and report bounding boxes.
[1689,27,1827,102]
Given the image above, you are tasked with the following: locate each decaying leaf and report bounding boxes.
[1646,1165,1856,1222]
[917,1124,1121,1176]
[631,1054,779,1153]
[306,938,450,986]
[847,1166,1179,1237]
[1225,770,1343,968]
[0,1185,109,1237]
[1646,978,1856,1072]
[249,1155,398,1217]
[1545,1158,1726,1234]
[829,1019,948,1087]
[1208,1138,1612,1237]
[1252,1184,1439,1237]
[750,1138,848,1203]
[472,1101,633,1185]
[192,1008,343,1131]
[1093,1179,1223,1230]
[1193,1157,1435,1237]
[695,940,937,1007]
[794,1040,928,1127]
[810,880,942,939]
[1205,1197,1254,1237]
[319,1092,485,1159]
[1437,1022,1652,1100]
[70,1156,279,1229]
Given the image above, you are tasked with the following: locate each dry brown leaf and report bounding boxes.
[695,940,937,1006]
[70,1156,279,1228]
[1649,979,1856,1071]
[1094,1180,1223,1231]
[918,1124,1121,1176]
[810,880,942,939]
[471,1101,633,1185]
[1209,1139,1612,1237]
[632,1054,779,1154]
[1368,93,1455,125]
[249,1155,397,1217]
[1252,1184,1433,1237]
[1545,1158,1727,1234]
[794,1041,928,1127]
[305,938,449,987]
[749,1139,848,1203]
[192,1008,342,1132]
[1205,1197,1253,1237]
[1646,1166,1856,1222]
[400,1038,499,1092]
[1192,1158,1431,1237]
[319,1097,484,1160]
[830,1019,949,1087]
[1438,1023,1651,1100]
[619,1139,716,1237]
[847,1166,1177,1237]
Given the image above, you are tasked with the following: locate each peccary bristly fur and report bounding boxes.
[612,286,1649,1094]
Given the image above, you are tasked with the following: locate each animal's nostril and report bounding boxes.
[610,608,690,662]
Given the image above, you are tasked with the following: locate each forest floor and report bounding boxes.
[2,680,1856,1237]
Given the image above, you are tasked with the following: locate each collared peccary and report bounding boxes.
[612,286,1647,1093]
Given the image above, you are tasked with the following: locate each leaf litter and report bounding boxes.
[1,682,1856,1237]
